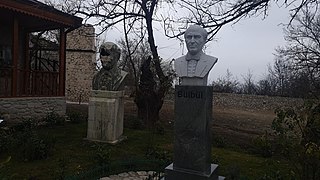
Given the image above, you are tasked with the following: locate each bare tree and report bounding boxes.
[241,69,257,94]
[275,5,320,97]
[268,57,293,96]
[41,0,320,125]
[163,0,320,41]
[212,69,239,93]
[256,75,275,96]
[117,38,150,88]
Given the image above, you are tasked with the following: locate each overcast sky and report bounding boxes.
[206,5,291,83]
[104,4,292,84]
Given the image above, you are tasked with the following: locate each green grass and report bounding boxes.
[0,121,173,179]
[213,148,292,179]
[1,119,291,179]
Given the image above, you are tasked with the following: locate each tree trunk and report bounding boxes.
[134,3,170,128]
[135,89,163,128]
[134,56,164,127]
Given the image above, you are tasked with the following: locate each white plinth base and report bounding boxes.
[87,90,125,144]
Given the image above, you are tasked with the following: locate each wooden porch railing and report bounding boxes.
[0,67,59,97]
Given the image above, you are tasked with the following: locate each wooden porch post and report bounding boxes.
[59,28,66,96]
[24,33,30,95]
[12,17,19,97]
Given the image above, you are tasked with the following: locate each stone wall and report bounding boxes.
[66,24,96,103]
[0,97,66,122]
[166,91,304,111]
[213,93,304,111]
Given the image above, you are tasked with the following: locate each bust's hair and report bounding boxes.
[100,42,121,55]
[184,25,208,40]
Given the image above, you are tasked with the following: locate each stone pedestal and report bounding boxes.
[86,90,125,144]
[164,163,220,180]
[163,85,223,180]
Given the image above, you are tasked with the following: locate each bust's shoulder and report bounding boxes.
[201,54,218,61]
[175,55,186,62]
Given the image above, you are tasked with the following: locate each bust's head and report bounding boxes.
[184,25,207,55]
[100,42,121,70]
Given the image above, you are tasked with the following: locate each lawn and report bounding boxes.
[0,103,292,179]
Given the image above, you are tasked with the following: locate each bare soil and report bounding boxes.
[68,98,276,148]
[158,100,275,148]
[212,107,275,148]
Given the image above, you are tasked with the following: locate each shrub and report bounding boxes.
[67,111,87,124]
[14,129,56,161]
[0,119,36,154]
[0,130,12,154]
[0,156,13,179]
[145,145,171,165]
[271,101,320,180]
[9,120,56,162]
[12,119,37,131]
[43,111,65,126]
[94,145,111,166]
[253,131,273,157]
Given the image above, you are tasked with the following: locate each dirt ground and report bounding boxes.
[212,107,275,148]
[158,100,275,148]
[68,98,276,148]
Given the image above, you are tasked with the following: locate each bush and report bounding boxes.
[14,129,56,161]
[0,130,12,154]
[94,145,111,166]
[0,119,36,154]
[0,156,13,179]
[253,131,273,157]
[145,146,171,165]
[43,111,65,126]
[6,120,57,162]
[67,111,87,124]
[271,101,320,180]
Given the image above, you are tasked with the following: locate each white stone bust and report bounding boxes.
[174,25,218,86]
[92,42,127,91]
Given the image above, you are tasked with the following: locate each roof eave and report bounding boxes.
[0,0,82,28]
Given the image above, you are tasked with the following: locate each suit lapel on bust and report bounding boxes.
[182,57,188,76]
[177,56,188,77]
[195,54,218,77]
[195,54,208,77]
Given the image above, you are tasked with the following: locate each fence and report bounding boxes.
[0,67,59,97]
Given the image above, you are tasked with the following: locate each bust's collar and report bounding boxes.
[185,51,204,61]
